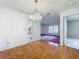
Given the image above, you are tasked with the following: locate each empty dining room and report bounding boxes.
[0,0,79,59]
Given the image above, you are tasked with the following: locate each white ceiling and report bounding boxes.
[0,0,79,24]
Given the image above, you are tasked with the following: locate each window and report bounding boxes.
[48,25,58,33]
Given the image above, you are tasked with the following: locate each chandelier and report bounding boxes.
[29,0,42,21]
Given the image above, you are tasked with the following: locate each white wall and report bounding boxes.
[0,7,31,52]
[67,21,79,39]
[41,23,60,35]
[32,21,41,40]
[41,24,48,34]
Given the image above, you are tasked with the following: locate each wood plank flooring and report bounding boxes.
[0,40,79,59]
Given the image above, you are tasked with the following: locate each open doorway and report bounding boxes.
[41,16,60,45]
[64,14,79,49]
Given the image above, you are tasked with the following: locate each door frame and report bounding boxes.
[60,7,79,46]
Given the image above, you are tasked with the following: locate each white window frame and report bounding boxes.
[48,25,58,33]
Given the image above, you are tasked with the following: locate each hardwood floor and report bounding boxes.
[0,40,79,59]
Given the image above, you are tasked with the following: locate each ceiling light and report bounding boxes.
[29,0,42,21]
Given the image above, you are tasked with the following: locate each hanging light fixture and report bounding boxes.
[29,0,42,21]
